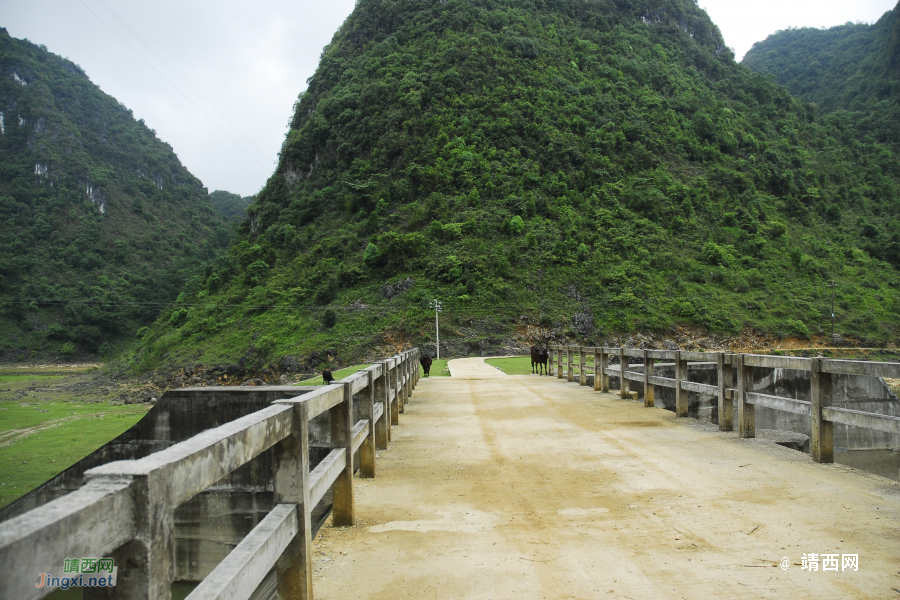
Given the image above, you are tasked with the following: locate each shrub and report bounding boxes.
[169,308,189,328]
[322,309,337,328]
[59,342,76,356]
[509,215,525,235]
[785,319,810,338]
[363,242,379,263]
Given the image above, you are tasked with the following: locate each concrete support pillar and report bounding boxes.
[374,364,389,449]
[579,347,588,386]
[84,475,174,600]
[556,346,563,379]
[737,354,755,438]
[593,348,602,391]
[271,401,313,600]
[811,357,834,463]
[643,350,655,408]
[330,382,354,526]
[717,353,733,432]
[397,356,405,415]
[566,346,574,382]
[619,348,629,399]
[600,348,609,392]
[358,369,376,478]
[674,351,688,417]
[389,359,399,426]
[406,353,413,398]
[401,355,409,405]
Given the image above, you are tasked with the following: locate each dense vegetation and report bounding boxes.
[0,29,232,361]
[130,0,900,376]
[743,2,900,150]
[210,190,254,222]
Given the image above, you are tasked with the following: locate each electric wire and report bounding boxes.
[77,0,271,171]
[93,0,272,164]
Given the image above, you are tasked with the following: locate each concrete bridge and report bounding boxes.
[1,348,899,599]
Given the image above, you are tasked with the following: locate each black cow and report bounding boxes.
[531,345,549,375]
[322,369,334,385]
[420,353,433,377]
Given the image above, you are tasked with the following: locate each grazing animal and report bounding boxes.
[531,345,549,375]
[420,353,433,376]
[322,369,334,385]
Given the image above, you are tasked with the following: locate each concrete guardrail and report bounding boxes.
[549,344,900,465]
[0,349,421,600]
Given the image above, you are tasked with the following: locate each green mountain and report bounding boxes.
[0,28,233,360]
[128,0,900,379]
[210,190,254,222]
[742,2,900,148]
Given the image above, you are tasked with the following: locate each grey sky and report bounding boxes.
[2,0,896,197]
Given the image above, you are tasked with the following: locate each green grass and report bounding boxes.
[0,373,152,510]
[297,364,372,385]
[420,359,450,377]
[485,356,547,375]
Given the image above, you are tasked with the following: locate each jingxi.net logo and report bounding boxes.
[35,558,117,590]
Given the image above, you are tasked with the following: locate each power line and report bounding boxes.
[77,0,271,171]
[93,0,272,164]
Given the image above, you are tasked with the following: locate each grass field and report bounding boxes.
[0,372,152,510]
[421,358,450,377]
[485,356,545,375]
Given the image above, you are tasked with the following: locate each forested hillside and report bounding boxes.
[129,0,900,379]
[742,2,900,149]
[210,190,254,222]
[0,29,233,361]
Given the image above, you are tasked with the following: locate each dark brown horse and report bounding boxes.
[531,345,549,375]
[420,353,433,376]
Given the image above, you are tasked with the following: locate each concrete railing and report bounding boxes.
[0,349,420,600]
[550,345,900,464]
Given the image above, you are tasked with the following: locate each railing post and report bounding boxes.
[566,346,574,382]
[600,348,609,392]
[83,476,174,600]
[737,354,755,438]
[619,348,628,399]
[811,357,834,463]
[556,346,563,379]
[359,369,376,478]
[396,355,406,415]
[593,347,601,391]
[675,351,688,417]
[374,363,389,448]
[330,382,354,526]
[272,401,313,600]
[717,353,733,431]
[404,353,412,399]
[389,358,399,426]
[579,347,588,386]
[643,350,655,408]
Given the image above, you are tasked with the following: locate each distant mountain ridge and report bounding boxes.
[126,0,900,380]
[210,190,254,222]
[742,2,900,148]
[0,28,232,360]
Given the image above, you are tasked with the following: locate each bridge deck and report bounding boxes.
[311,358,898,599]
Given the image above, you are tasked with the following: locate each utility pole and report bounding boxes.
[432,299,443,360]
[830,280,836,338]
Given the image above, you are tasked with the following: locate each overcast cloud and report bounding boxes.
[1,0,896,196]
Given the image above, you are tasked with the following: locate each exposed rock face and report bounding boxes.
[381,278,415,299]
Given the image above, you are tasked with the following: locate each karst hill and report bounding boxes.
[128,0,900,381]
[743,1,900,152]
[0,29,236,361]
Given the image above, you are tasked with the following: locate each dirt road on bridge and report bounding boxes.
[311,357,899,599]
